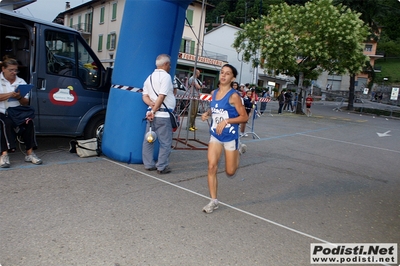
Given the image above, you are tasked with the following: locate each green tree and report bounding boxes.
[233,0,369,111]
[206,0,400,43]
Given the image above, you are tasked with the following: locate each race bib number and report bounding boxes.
[211,111,230,130]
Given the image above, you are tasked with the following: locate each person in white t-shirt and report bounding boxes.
[0,57,42,168]
[142,54,176,174]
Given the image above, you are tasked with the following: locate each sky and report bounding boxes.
[16,0,91,22]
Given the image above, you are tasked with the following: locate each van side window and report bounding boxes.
[77,41,100,87]
[46,31,76,76]
[45,30,101,87]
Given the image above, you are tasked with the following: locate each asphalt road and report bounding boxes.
[1,101,399,266]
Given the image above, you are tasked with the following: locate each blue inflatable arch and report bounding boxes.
[102,0,193,163]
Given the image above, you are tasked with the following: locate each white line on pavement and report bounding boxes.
[103,158,391,266]
[299,133,400,154]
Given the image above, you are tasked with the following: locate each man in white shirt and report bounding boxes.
[142,54,176,174]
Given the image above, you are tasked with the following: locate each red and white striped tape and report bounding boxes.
[259,97,271,103]
[175,94,208,100]
[112,85,271,103]
[199,94,212,101]
[177,93,271,103]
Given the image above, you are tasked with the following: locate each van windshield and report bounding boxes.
[45,30,100,87]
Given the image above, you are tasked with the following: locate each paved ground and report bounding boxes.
[1,100,399,266]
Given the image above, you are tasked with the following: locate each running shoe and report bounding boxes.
[239,143,247,155]
[25,152,43,165]
[202,200,219,213]
[0,154,10,168]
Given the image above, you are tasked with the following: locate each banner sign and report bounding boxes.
[390,87,399,100]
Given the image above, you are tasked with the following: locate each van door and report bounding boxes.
[31,26,107,136]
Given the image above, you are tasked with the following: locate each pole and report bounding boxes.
[296,72,305,114]
[243,107,260,139]
[186,0,206,139]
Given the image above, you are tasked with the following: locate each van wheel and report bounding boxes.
[84,115,105,140]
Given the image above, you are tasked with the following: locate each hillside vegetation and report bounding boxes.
[206,0,400,88]
[374,58,400,84]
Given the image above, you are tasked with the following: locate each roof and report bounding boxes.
[0,0,36,10]
[205,23,242,35]
[57,0,100,17]
[57,0,214,17]
[0,8,81,32]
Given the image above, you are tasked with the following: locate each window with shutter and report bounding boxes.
[98,35,103,52]
[112,3,117,21]
[100,7,105,24]
[186,9,193,25]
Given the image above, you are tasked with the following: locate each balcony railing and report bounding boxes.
[71,23,92,34]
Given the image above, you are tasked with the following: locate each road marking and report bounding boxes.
[377,130,391,137]
[311,115,367,122]
[102,157,391,266]
[103,157,330,243]
[299,134,400,154]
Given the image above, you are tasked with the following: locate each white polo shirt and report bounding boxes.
[142,69,176,118]
[0,72,27,114]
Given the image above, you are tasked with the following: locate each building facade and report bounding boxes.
[57,0,224,91]
[314,31,383,94]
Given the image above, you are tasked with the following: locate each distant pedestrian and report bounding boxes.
[239,83,246,97]
[283,90,294,112]
[306,94,313,117]
[240,90,254,137]
[260,90,270,114]
[250,88,259,116]
[232,81,239,92]
[371,91,375,101]
[244,83,250,92]
[293,92,298,112]
[278,90,285,114]
[188,69,202,131]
